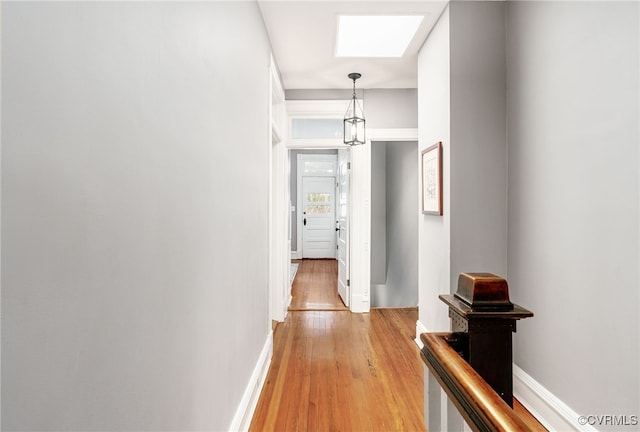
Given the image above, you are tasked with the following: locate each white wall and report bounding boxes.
[418,0,508,345]
[285,88,418,129]
[383,141,419,307]
[286,89,354,101]
[507,1,639,428]
[449,2,508,290]
[420,2,639,430]
[417,6,452,332]
[419,8,509,428]
[371,143,387,285]
[2,2,272,430]
[365,89,418,129]
[418,4,509,430]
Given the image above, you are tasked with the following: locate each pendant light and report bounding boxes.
[343,73,365,146]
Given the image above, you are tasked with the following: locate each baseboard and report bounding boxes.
[229,331,273,432]
[290,250,300,260]
[415,320,429,348]
[350,293,370,313]
[513,364,596,432]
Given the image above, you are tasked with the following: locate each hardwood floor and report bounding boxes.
[288,259,347,311]
[252,259,546,431]
[249,308,425,432]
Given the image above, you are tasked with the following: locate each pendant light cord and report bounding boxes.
[352,77,356,101]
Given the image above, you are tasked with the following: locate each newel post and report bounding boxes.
[439,273,533,407]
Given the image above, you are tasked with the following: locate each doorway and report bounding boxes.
[292,152,338,259]
[370,140,419,307]
[289,151,346,311]
[301,175,336,258]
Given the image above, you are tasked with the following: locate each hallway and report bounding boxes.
[2,2,637,431]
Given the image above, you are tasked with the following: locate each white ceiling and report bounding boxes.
[258,1,448,90]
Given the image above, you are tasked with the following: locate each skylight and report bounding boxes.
[336,15,424,58]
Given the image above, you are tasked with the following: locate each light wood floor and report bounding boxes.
[288,259,347,311]
[250,308,425,432]
[252,259,546,431]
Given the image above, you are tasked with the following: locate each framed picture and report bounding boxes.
[421,142,443,215]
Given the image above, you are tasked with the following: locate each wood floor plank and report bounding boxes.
[288,259,347,311]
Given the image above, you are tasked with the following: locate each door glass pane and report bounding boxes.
[306,205,331,214]
[292,118,343,139]
[307,193,331,203]
[303,161,336,175]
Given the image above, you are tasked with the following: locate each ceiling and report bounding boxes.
[258,1,448,90]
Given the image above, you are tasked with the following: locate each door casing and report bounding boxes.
[270,99,418,315]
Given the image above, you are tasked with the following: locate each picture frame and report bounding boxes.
[421,142,443,215]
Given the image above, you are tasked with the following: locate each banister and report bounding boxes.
[420,332,532,432]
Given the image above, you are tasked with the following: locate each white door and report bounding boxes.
[337,149,350,306]
[302,176,337,258]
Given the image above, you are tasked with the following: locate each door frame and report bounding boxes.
[296,154,338,259]
[268,58,288,324]
[270,99,418,315]
[352,129,419,313]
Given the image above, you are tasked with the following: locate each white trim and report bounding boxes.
[272,124,283,144]
[229,332,274,432]
[349,294,370,314]
[267,56,289,325]
[286,292,292,314]
[267,60,275,326]
[348,128,419,314]
[513,364,596,432]
[290,250,299,260]
[415,320,429,348]
[286,100,349,117]
[368,128,419,142]
[288,138,350,150]
[349,142,371,313]
[286,100,351,149]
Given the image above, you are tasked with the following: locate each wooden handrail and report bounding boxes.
[420,332,532,432]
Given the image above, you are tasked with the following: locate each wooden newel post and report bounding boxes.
[440,273,533,407]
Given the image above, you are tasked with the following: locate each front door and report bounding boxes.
[301,176,336,258]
